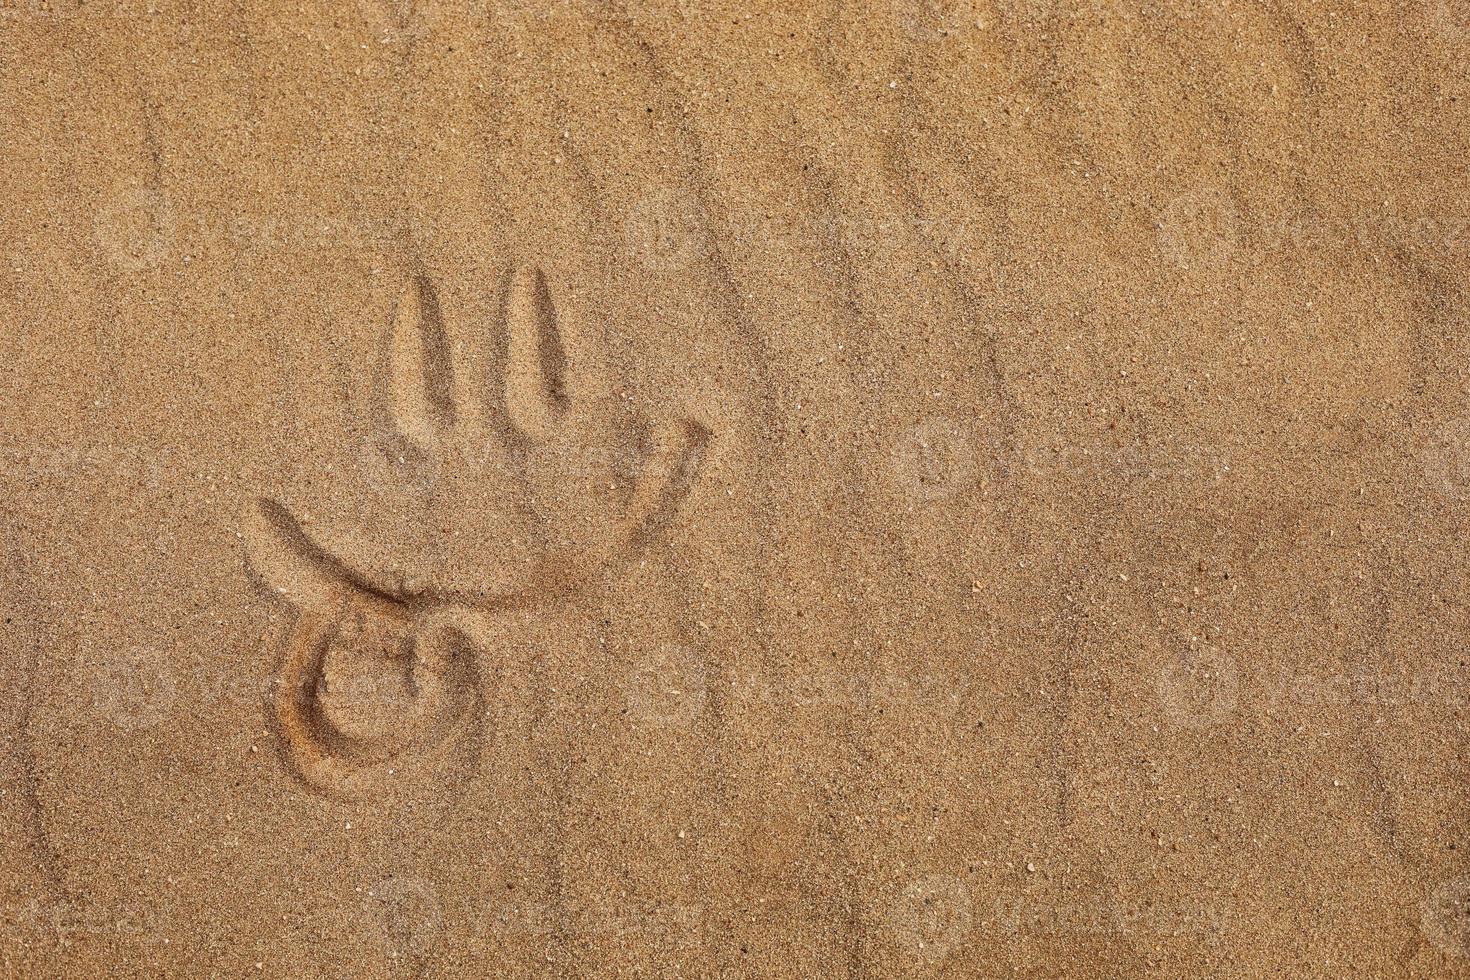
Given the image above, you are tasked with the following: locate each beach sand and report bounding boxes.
[3,1,1470,976]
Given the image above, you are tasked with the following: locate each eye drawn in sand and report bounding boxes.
[244,263,711,799]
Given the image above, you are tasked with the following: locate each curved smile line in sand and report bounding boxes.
[243,263,712,799]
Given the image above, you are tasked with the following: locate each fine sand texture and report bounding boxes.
[4,1,1470,977]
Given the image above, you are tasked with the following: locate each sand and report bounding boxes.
[3,0,1470,976]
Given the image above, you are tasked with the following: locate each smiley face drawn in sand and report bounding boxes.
[244,263,710,799]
